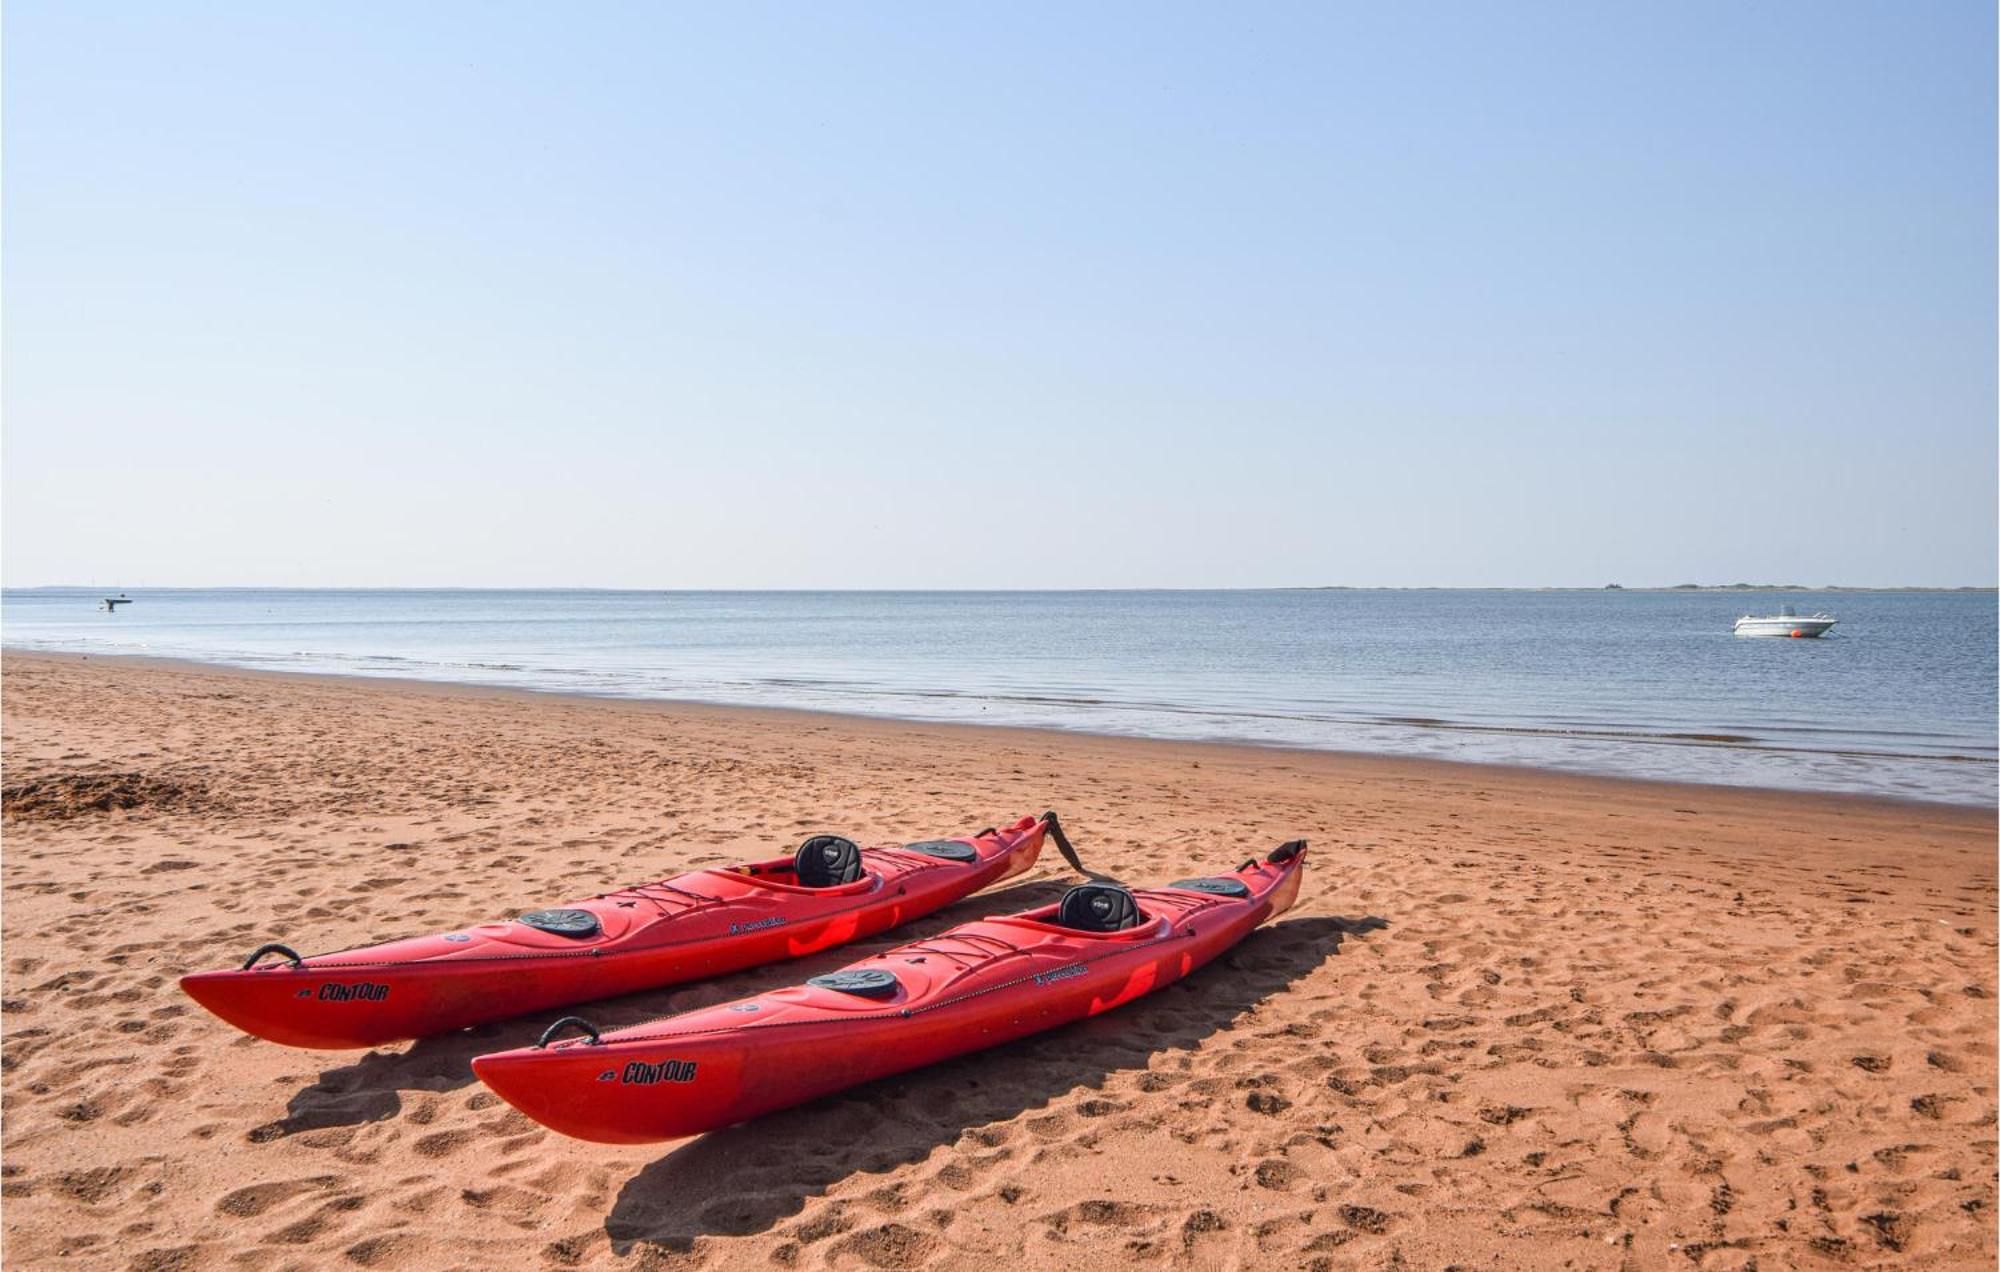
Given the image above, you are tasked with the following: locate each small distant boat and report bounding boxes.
[101,594,133,612]
[1733,605,1835,638]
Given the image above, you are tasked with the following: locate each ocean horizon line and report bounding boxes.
[10,583,1996,595]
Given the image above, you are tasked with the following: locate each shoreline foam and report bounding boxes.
[6,648,1991,811]
[7,587,1992,807]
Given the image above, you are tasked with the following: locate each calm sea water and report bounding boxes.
[4,589,1993,805]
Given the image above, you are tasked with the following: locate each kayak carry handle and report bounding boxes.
[1242,840,1309,871]
[537,1016,604,1048]
[1040,810,1087,875]
[1267,839,1307,864]
[241,943,304,970]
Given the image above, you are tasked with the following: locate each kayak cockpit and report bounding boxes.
[709,857,885,897]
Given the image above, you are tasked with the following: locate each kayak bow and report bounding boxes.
[471,839,1307,1144]
[182,812,1080,1049]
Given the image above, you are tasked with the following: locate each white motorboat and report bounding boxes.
[1733,605,1835,638]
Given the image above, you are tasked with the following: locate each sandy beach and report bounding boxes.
[1,650,1993,1269]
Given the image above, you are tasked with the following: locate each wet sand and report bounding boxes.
[2,650,1994,1269]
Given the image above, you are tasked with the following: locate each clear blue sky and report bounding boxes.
[5,3,1993,587]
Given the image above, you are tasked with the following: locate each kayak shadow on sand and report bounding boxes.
[267,878,1091,1137]
[604,912,1384,1257]
[256,1032,489,1139]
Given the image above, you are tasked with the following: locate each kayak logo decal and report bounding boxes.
[316,982,390,1003]
[728,917,787,935]
[1032,963,1087,987]
[619,1058,699,1085]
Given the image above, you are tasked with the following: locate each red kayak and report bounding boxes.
[181,813,1081,1050]
[471,840,1307,1144]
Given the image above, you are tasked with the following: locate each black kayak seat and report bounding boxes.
[795,835,864,887]
[1055,883,1141,932]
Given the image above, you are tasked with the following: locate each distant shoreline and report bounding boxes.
[5,584,1995,594]
[1294,585,1999,593]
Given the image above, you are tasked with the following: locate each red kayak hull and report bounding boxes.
[471,844,1307,1144]
[181,816,1055,1049]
